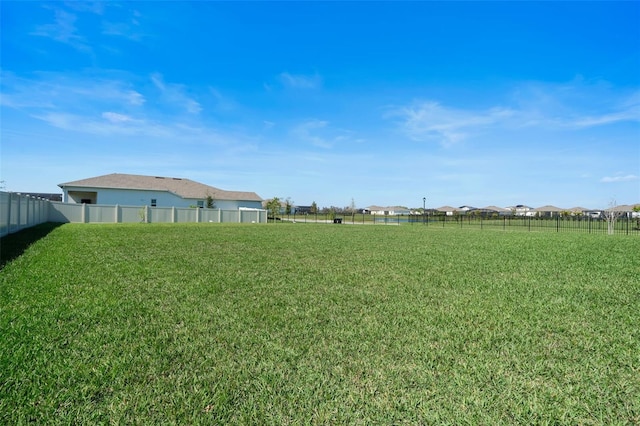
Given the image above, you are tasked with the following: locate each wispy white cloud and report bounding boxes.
[64,1,106,15]
[573,110,639,128]
[389,101,514,146]
[101,111,137,123]
[290,119,355,149]
[601,174,639,183]
[32,2,143,50]
[31,8,91,52]
[209,88,237,112]
[126,90,145,106]
[263,120,275,130]
[34,111,171,137]
[151,73,201,114]
[279,72,322,89]
[389,80,640,147]
[292,119,331,148]
[0,71,145,110]
[511,80,640,129]
[101,8,145,41]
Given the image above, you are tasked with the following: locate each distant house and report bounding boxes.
[294,205,313,214]
[569,207,590,216]
[20,193,62,202]
[435,206,461,216]
[458,206,476,213]
[478,206,511,216]
[367,206,411,216]
[58,173,263,210]
[507,205,534,216]
[612,204,640,219]
[532,205,564,217]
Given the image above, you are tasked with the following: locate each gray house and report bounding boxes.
[59,173,263,210]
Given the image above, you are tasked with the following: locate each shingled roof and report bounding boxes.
[533,205,564,212]
[59,173,262,201]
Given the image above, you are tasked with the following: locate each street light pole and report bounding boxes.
[423,197,426,225]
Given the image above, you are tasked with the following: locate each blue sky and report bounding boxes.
[2,1,639,209]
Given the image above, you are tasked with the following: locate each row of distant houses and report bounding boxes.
[365,204,639,218]
[430,204,640,218]
[285,204,639,218]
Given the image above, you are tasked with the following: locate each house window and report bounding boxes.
[151,199,157,207]
[197,200,204,208]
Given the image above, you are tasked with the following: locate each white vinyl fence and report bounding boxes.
[0,192,51,237]
[1,191,267,237]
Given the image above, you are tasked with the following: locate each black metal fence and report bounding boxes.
[407,214,640,235]
[284,211,639,235]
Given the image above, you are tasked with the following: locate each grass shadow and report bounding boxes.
[0,222,64,269]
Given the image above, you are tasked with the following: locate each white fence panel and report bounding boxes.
[50,202,81,223]
[0,193,10,237]
[221,210,238,223]
[201,209,220,223]
[10,195,19,232]
[87,204,115,223]
[0,192,10,237]
[19,197,28,228]
[150,207,173,223]
[240,209,261,224]
[176,208,196,223]
[121,206,141,223]
[0,193,51,236]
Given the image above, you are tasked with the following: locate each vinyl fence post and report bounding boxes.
[25,196,31,228]
[15,194,22,231]
[6,192,12,235]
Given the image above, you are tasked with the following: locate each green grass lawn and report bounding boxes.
[1,223,639,424]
